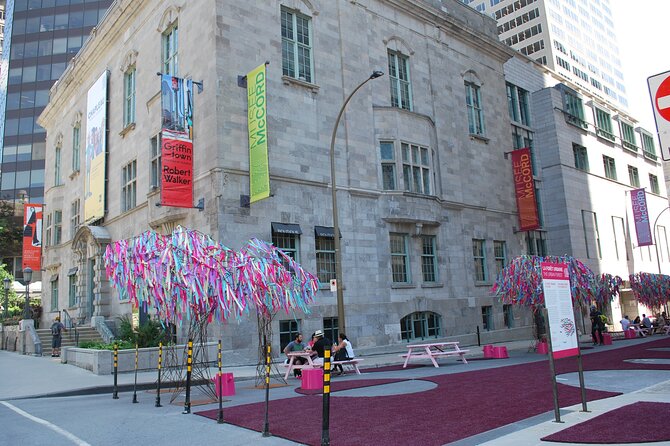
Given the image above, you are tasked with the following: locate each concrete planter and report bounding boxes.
[63,342,219,375]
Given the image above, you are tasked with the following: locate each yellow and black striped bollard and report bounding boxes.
[321,348,331,446]
[155,342,163,407]
[182,339,193,414]
[262,340,271,437]
[112,343,119,399]
[217,340,223,423]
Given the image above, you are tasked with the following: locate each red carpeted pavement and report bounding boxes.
[195,338,670,446]
[295,378,407,395]
[541,401,670,443]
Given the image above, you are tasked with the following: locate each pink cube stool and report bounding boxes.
[601,333,612,345]
[536,341,548,354]
[625,329,636,339]
[212,372,236,396]
[493,346,508,359]
[483,344,495,358]
[301,368,324,390]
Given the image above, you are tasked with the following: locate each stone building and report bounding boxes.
[38,0,542,361]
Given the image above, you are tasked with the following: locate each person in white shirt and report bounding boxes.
[620,315,631,331]
[332,333,355,375]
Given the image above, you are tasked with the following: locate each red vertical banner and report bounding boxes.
[511,148,540,231]
[160,131,194,208]
[22,203,42,270]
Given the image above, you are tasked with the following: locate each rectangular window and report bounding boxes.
[612,216,627,261]
[421,235,437,283]
[315,233,335,284]
[123,67,136,127]
[573,144,589,171]
[465,82,485,135]
[162,25,178,75]
[150,134,162,188]
[122,160,137,212]
[53,210,62,245]
[272,227,299,270]
[380,141,397,190]
[564,90,587,128]
[279,319,300,351]
[526,231,547,256]
[68,274,76,307]
[388,50,412,111]
[390,233,410,283]
[628,165,639,187]
[51,278,59,312]
[72,125,80,172]
[650,174,660,194]
[323,317,339,344]
[602,155,616,180]
[594,107,615,141]
[620,122,637,151]
[503,304,514,328]
[401,143,431,195]
[281,7,312,83]
[473,239,487,282]
[581,210,601,259]
[641,131,657,160]
[54,146,62,185]
[481,305,493,330]
[506,83,530,126]
[70,199,80,239]
[494,240,506,276]
[45,213,52,247]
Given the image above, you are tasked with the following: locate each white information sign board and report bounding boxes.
[541,262,579,359]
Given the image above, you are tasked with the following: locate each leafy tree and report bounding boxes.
[0,200,22,261]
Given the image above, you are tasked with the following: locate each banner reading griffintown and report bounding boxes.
[22,203,42,270]
[160,131,193,208]
[511,148,540,231]
[630,188,653,247]
[84,71,108,223]
[247,63,270,204]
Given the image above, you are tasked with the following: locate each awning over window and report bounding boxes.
[314,226,341,238]
[50,275,59,282]
[67,267,78,276]
[271,222,302,235]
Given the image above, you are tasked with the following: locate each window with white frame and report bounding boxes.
[162,24,178,75]
[54,146,62,185]
[401,143,431,195]
[380,141,396,190]
[400,311,441,340]
[473,239,487,282]
[650,174,660,194]
[494,240,506,276]
[506,83,530,126]
[272,224,300,270]
[123,66,136,127]
[603,155,616,180]
[70,199,80,239]
[465,82,485,135]
[53,210,62,245]
[68,273,76,307]
[390,233,410,283]
[421,235,437,283]
[620,121,637,151]
[388,50,412,111]
[281,7,313,83]
[627,165,639,187]
[122,160,137,212]
[564,90,587,128]
[45,212,52,247]
[573,143,589,171]
[640,130,657,160]
[150,134,162,188]
[50,277,58,311]
[72,124,80,172]
[594,107,615,141]
[581,210,601,259]
[315,230,335,284]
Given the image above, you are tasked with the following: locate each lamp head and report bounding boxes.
[23,267,33,284]
[3,277,10,291]
[370,70,384,79]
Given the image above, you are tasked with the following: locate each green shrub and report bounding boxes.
[116,315,169,348]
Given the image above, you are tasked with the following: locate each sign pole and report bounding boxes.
[543,307,562,423]
[576,346,589,412]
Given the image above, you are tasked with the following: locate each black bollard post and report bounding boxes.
[476,326,481,346]
[182,339,193,414]
[112,343,119,399]
[155,342,163,407]
[321,347,331,446]
[262,338,271,437]
[217,339,224,424]
[132,343,139,403]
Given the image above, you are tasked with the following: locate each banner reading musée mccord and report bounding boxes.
[247,63,270,203]
[84,71,108,223]
[630,188,653,246]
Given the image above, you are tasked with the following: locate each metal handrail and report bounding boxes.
[61,309,79,347]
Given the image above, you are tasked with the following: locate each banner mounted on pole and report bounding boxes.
[541,262,579,359]
[630,188,653,247]
[84,71,108,223]
[247,63,270,204]
[22,203,42,270]
[511,148,540,231]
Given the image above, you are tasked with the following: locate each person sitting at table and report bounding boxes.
[633,315,641,325]
[307,332,317,349]
[283,332,306,378]
[641,314,653,332]
[620,315,631,331]
[332,333,355,375]
[311,330,332,366]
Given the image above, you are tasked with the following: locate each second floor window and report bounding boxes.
[53,210,62,245]
[506,83,530,126]
[150,134,162,188]
[641,131,657,160]
[564,90,587,128]
[603,156,616,180]
[620,122,637,151]
[402,143,431,195]
[388,50,411,110]
[465,82,485,135]
[281,7,312,82]
[162,24,178,75]
[315,227,335,284]
[650,174,660,194]
[72,125,80,172]
[473,239,487,282]
[380,141,396,190]
[594,107,615,142]
[628,165,640,187]
[124,67,136,127]
[390,233,410,283]
[494,240,506,276]
[70,199,80,239]
[122,160,137,212]
[421,235,437,283]
[54,146,62,185]
[573,144,589,172]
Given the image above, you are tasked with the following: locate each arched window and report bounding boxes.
[400,311,441,340]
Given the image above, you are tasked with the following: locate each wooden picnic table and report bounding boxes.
[401,341,469,368]
[283,350,317,380]
[631,323,651,337]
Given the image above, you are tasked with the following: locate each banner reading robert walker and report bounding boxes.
[630,188,653,246]
[247,63,270,203]
[511,148,540,231]
[160,130,193,208]
[84,71,108,223]
[160,74,194,138]
[22,203,42,270]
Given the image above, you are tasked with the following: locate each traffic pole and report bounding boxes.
[182,339,193,414]
[112,343,119,399]
[155,342,163,407]
[217,339,224,424]
[262,336,271,437]
[132,343,139,403]
[321,347,331,446]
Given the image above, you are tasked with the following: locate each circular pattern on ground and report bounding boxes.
[647,347,670,352]
[557,369,670,393]
[624,358,670,365]
[332,379,437,397]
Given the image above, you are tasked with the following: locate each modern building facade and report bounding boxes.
[0,0,113,280]
[37,0,543,361]
[462,0,629,112]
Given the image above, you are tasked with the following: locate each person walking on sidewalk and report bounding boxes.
[50,316,66,357]
[590,306,604,345]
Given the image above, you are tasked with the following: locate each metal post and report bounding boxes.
[330,71,384,335]
[3,278,10,320]
[113,343,119,399]
[132,343,139,403]
[182,339,193,414]
[653,206,670,274]
[155,342,163,407]
[262,338,271,437]
[576,347,589,412]
[22,268,32,320]
[321,347,331,446]
[217,339,224,424]
[476,326,481,346]
[543,308,563,423]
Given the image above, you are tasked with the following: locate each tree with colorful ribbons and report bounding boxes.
[629,272,670,309]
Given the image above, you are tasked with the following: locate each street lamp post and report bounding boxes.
[653,207,670,274]
[3,277,10,320]
[23,267,33,320]
[330,70,384,336]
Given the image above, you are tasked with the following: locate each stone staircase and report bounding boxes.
[36,325,104,356]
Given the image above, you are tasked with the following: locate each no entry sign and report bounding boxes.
[648,70,670,161]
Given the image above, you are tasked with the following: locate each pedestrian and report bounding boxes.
[311,330,332,366]
[283,332,307,378]
[50,316,66,357]
[620,315,631,331]
[332,333,355,375]
[641,314,652,331]
[590,306,604,345]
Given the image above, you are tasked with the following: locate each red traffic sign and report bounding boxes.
[648,70,670,161]
[655,75,670,122]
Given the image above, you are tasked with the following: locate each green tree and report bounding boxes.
[0,200,22,260]
[0,264,19,320]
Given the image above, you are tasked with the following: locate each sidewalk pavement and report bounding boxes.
[2,336,670,446]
